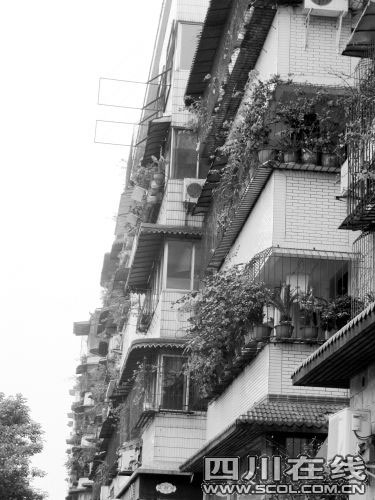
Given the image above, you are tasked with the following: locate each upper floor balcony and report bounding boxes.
[340,55,375,231]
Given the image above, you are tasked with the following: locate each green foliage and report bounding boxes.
[186,97,213,139]
[0,393,46,500]
[214,73,281,233]
[179,264,271,397]
[320,295,362,331]
[268,284,299,323]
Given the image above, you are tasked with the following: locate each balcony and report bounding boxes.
[116,355,206,440]
[340,55,375,231]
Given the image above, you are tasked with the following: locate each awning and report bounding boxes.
[343,0,375,57]
[180,394,348,473]
[293,302,375,388]
[185,0,233,100]
[126,223,202,290]
[141,116,171,166]
[115,338,186,396]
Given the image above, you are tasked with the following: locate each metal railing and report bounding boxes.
[343,51,375,230]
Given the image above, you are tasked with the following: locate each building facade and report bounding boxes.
[293,3,375,499]
[66,1,369,499]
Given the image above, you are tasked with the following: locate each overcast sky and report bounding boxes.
[0,1,162,497]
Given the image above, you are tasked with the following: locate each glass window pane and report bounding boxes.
[167,241,192,289]
[172,130,197,179]
[161,356,187,410]
[179,24,202,70]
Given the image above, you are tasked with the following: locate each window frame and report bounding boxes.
[158,354,189,411]
[164,240,199,291]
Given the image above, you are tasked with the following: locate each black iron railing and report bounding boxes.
[341,52,375,230]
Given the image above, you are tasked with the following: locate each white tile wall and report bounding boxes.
[255,6,359,84]
[224,169,357,269]
[206,343,348,441]
[141,412,207,469]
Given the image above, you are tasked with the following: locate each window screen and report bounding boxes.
[167,241,192,289]
[160,356,187,410]
[172,130,197,179]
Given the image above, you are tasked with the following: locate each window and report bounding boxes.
[166,241,201,290]
[160,356,188,410]
[171,130,198,179]
[178,23,202,70]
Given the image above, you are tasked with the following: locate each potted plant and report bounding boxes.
[298,291,324,340]
[276,131,301,163]
[320,295,358,338]
[301,134,319,165]
[318,96,345,168]
[244,302,272,344]
[269,284,298,338]
[276,88,322,165]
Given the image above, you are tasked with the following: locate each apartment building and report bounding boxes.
[66,0,369,499]
[293,3,375,499]
[67,1,210,499]
[178,0,364,489]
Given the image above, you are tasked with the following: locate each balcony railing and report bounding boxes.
[118,362,206,439]
[135,290,161,334]
[341,55,375,230]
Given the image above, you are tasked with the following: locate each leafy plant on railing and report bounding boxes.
[178,264,271,398]
[213,73,281,234]
[93,462,111,489]
[65,446,97,474]
[131,361,158,406]
[320,294,363,333]
[101,289,131,335]
[186,97,214,143]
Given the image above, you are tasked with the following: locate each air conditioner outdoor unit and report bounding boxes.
[304,0,348,16]
[183,178,205,203]
[327,408,371,461]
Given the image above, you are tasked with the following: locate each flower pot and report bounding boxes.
[153,172,164,185]
[301,149,318,165]
[274,323,293,339]
[251,325,272,341]
[300,326,319,340]
[283,150,300,163]
[321,153,338,168]
[258,149,275,164]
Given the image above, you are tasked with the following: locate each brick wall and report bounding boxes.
[206,343,348,441]
[276,170,356,252]
[206,348,270,440]
[224,169,356,270]
[141,412,207,469]
[255,6,358,84]
[224,175,274,268]
[269,343,348,399]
